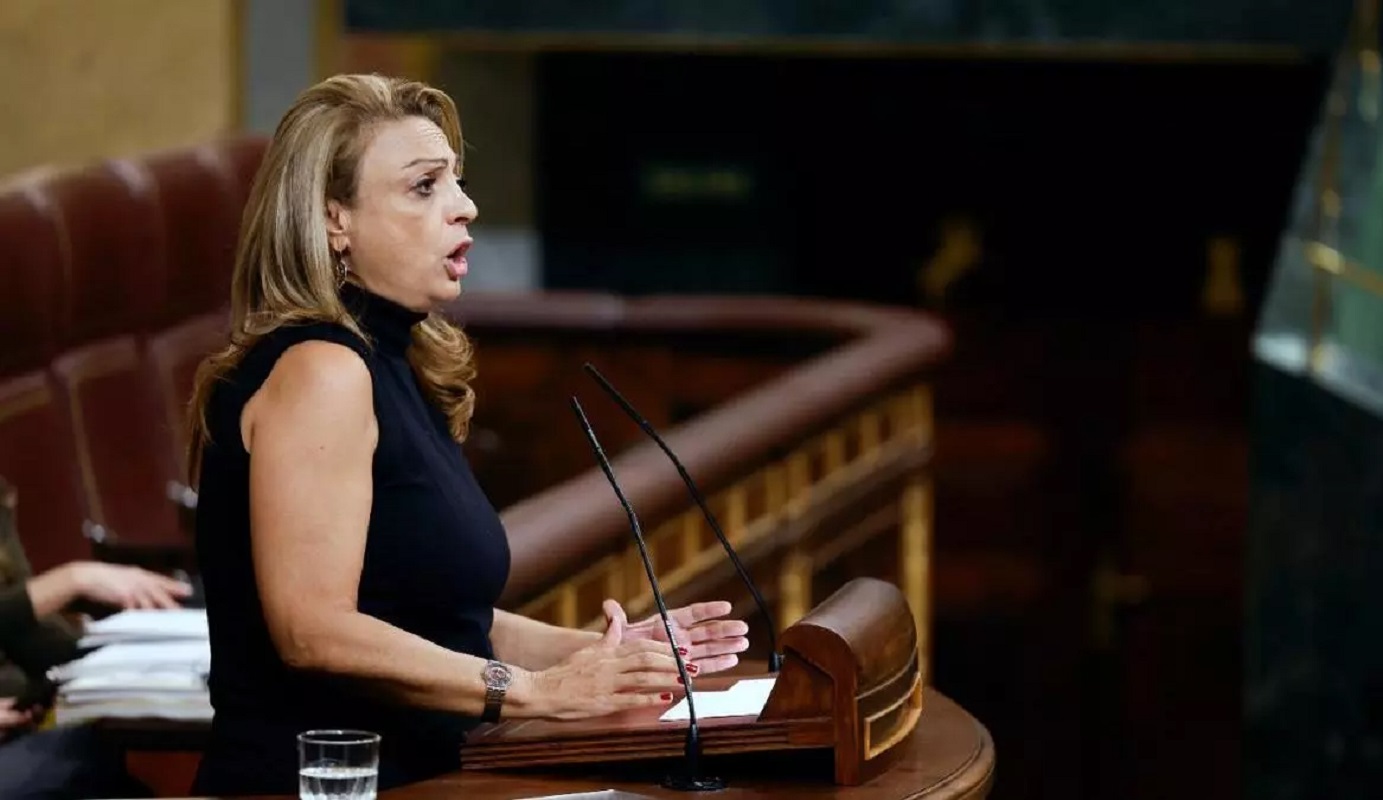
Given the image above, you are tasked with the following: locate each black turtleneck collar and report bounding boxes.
[340,281,426,357]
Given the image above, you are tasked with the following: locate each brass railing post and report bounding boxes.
[900,476,932,678]
[777,546,813,630]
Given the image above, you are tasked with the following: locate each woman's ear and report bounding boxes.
[325,199,351,255]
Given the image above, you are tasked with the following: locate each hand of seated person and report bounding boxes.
[0,697,35,742]
[606,599,750,676]
[65,562,193,611]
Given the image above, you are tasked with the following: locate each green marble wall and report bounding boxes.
[1255,33,1383,410]
[346,0,1352,52]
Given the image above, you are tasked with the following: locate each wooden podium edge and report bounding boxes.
[926,703,997,800]
[461,715,835,769]
[461,579,923,786]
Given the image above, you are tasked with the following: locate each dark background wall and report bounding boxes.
[344,3,1371,798]
[533,53,1325,312]
[1247,361,1383,799]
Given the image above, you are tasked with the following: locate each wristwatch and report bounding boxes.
[480,660,513,723]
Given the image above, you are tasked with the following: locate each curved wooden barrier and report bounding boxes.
[447,292,951,665]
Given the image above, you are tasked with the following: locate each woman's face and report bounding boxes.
[327,115,477,311]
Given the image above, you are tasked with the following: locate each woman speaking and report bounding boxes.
[188,74,749,795]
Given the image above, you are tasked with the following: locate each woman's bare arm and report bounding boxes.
[246,342,509,717]
[490,609,601,672]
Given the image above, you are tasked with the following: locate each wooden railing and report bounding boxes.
[446,294,951,672]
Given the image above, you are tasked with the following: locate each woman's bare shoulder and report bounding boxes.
[244,341,375,452]
[266,340,371,397]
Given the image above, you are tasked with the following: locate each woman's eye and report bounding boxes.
[456,175,468,191]
[414,177,436,196]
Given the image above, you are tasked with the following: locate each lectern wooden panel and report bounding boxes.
[462,578,923,786]
[188,689,992,799]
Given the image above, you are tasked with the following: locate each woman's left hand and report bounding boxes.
[604,599,750,675]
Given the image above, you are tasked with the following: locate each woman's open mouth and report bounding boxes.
[444,241,471,280]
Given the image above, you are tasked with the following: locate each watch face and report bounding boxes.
[483,661,513,690]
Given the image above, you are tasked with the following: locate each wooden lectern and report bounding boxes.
[463,578,924,786]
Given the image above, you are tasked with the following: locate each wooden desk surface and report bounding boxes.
[189,689,992,800]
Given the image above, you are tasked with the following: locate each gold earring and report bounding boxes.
[334,251,350,286]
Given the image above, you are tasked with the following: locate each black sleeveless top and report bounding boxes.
[191,284,511,795]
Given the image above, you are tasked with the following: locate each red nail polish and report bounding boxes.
[677,647,688,656]
[661,693,673,702]
[677,675,685,684]
[688,664,700,674]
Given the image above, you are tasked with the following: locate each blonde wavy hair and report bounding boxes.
[187,74,476,480]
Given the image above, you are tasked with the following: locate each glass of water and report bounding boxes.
[298,730,380,800]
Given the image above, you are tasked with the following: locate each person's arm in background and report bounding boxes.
[0,563,191,666]
[0,567,85,658]
[0,575,72,717]
[0,469,192,674]
[0,485,79,709]
[0,582,44,658]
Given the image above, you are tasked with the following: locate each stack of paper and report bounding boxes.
[50,610,214,725]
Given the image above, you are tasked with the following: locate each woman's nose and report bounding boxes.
[449,187,477,224]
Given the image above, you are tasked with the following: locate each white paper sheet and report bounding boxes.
[726,677,776,705]
[658,677,776,722]
[49,640,211,682]
[54,697,214,725]
[78,609,208,647]
[59,671,208,700]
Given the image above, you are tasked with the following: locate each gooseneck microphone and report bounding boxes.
[570,397,726,792]
[582,362,783,673]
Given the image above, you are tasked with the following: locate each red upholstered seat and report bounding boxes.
[41,159,168,348]
[0,139,268,576]
[0,186,66,376]
[215,135,270,222]
[146,146,241,322]
[50,336,183,549]
[147,312,231,481]
[0,370,89,574]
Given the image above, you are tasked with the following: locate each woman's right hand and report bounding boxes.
[67,562,192,610]
[0,698,34,739]
[518,615,684,721]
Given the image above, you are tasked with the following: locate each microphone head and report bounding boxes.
[569,396,594,428]
[583,362,614,389]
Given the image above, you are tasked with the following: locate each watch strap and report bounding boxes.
[481,685,504,723]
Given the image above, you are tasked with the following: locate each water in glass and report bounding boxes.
[298,763,377,800]
[298,730,379,800]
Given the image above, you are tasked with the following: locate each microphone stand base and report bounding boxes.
[660,774,726,792]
